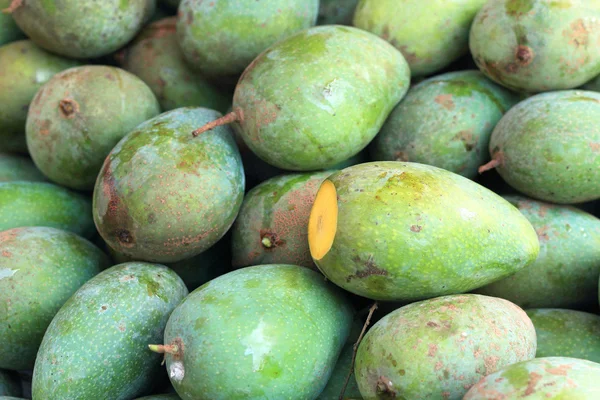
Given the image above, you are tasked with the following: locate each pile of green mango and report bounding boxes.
[0,0,599,399]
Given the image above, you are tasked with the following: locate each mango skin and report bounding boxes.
[93,107,245,263]
[353,0,487,77]
[26,65,160,191]
[470,0,600,93]
[0,370,21,397]
[313,161,540,301]
[318,0,359,25]
[355,294,536,400]
[0,153,46,182]
[0,40,80,154]
[32,262,188,400]
[232,25,411,171]
[161,264,353,400]
[177,0,318,79]
[11,0,156,59]
[232,171,334,270]
[0,0,24,46]
[121,18,230,114]
[475,196,600,308]
[370,70,520,179]
[486,90,600,204]
[463,357,600,399]
[0,182,95,238]
[0,227,111,371]
[526,309,600,364]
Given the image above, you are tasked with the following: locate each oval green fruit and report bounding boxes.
[232,171,334,270]
[475,195,600,308]
[26,65,161,191]
[177,0,319,79]
[308,161,540,301]
[0,370,21,397]
[370,70,521,179]
[526,309,600,363]
[0,153,46,182]
[121,17,230,114]
[195,25,410,171]
[355,294,536,400]
[353,0,487,77]
[0,227,111,371]
[32,262,188,400]
[93,107,245,263]
[469,0,600,93]
[10,0,156,58]
[0,0,24,46]
[0,181,95,238]
[480,90,600,204]
[463,357,600,399]
[0,40,80,154]
[158,264,354,400]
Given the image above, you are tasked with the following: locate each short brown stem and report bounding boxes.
[2,0,22,14]
[478,158,502,174]
[148,344,179,355]
[191,110,241,137]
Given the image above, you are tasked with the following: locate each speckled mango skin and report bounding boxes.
[0,40,80,154]
[355,294,536,400]
[0,370,21,397]
[161,264,354,400]
[526,309,600,363]
[0,182,95,238]
[121,18,230,114]
[0,227,111,371]
[313,161,540,301]
[318,0,359,25]
[463,357,600,399]
[370,70,520,179]
[93,107,245,263]
[0,153,46,182]
[486,90,600,204]
[32,262,188,400]
[470,0,600,93]
[177,0,318,79]
[231,25,410,171]
[475,195,600,308]
[232,171,334,270]
[0,0,24,46]
[26,65,160,191]
[11,0,156,59]
[353,0,487,77]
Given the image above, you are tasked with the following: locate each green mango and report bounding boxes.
[9,0,156,59]
[0,0,24,46]
[480,90,600,204]
[317,0,359,25]
[26,65,160,191]
[0,397,26,400]
[0,40,80,154]
[232,171,334,271]
[355,294,536,400]
[0,227,111,371]
[0,370,21,397]
[32,262,188,400]
[470,0,600,93]
[370,70,521,179]
[353,0,487,77]
[308,161,539,301]
[196,25,410,171]
[93,107,245,263]
[463,357,600,399]
[120,17,230,114]
[177,0,319,79]
[0,182,95,238]
[526,309,600,363]
[155,264,354,400]
[475,196,600,308]
[0,153,46,182]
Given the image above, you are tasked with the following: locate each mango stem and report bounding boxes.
[191,110,240,137]
[339,302,378,400]
[148,344,179,355]
[2,0,22,13]
[478,156,502,174]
